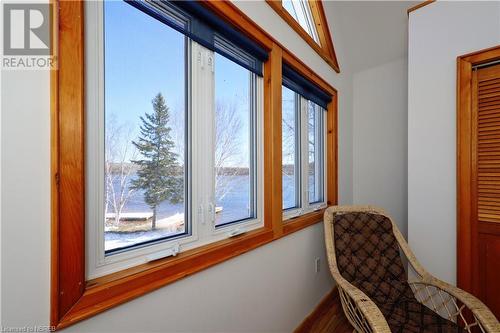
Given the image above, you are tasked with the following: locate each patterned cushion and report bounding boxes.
[333,212,465,333]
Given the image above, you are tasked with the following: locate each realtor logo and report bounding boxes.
[2,3,56,69]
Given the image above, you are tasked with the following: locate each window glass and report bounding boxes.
[308,101,324,204]
[282,0,319,43]
[104,1,188,253]
[282,86,300,210]
[283,0,299,20]
[214,53,256,226]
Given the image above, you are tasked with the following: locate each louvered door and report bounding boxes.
[472,63,500,318]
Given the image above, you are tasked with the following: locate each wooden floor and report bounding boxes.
[295,289,354,333]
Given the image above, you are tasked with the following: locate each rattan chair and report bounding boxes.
[324,205,500,333]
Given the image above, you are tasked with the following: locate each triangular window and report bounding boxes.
[267,0,340,72]
[282,0,320,43]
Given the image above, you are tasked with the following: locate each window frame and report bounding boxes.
[266,0,340,73]
[282,87,302,213]
[51,0,337,329]
[85,1,265,277]
[282,94,327,221]
[282,0,319,43]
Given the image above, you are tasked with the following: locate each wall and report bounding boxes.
[353,58,408,236]
[328,1,411,238]
[1,69,51,327]
[408,1,500,284]
[1,0,353,331]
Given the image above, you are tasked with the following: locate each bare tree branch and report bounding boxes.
[105,115,138,225]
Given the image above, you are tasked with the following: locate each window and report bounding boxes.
[282,86,300,210]
[282,0,319,43]
[266,0,339,73]
[282,64,329,219]
[307,101,324,204]
[53,1,337,328]
[214,53,258,227]
[101,0,189,255]
[86,0,265,278]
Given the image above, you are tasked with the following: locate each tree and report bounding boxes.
[131,93,183,229]
[215,100,243,202]
[105,115,138,226]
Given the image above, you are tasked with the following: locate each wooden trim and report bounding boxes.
[283,210,325,235]
[266,0,340,73]
[309,1,337,65]
[407,0,436,15]
[50,0,59,326]
[282,49,337,96]
[456,45,500,296]
[265,44,285,238]
[51,0,86,325]
[52,0,339,329]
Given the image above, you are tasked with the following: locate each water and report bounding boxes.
[106,174,296,252]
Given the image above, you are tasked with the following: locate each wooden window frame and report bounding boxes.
[457,45,500,296]
[266,0,340,73]
[51,0,338,329]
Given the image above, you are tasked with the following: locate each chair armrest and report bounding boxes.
[409,277,500,333]
[335,276,392,333]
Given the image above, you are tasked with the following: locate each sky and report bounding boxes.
[104,0,252,166]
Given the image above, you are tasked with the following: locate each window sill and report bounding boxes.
[283,209,325,236]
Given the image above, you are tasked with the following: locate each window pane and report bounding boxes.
[308,101,324,203]
[283,0,299,21]
[282,0,319,43]
[104,1,188,254]
[214,53,256,227]
[282,86,300,210]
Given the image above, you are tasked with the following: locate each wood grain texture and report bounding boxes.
[473,63,500,318]
[457,55,474,293]
[327,93,339,207]
[265,0,340,73]
[264,44,284,237]
[50,0,59,325]
[294,288,353,333]
[457,45,500,318]
[51,0,86,326]
[52,0,339,329]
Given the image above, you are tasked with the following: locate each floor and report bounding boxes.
[295,289,354,333]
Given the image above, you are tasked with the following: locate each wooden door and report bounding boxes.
[473,63,500,317]
[458,46,500,321]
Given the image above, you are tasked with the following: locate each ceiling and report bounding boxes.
[323,1,419,73]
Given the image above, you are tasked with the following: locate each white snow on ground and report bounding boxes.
[105,208,223,251]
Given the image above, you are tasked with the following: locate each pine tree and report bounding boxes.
[131,93,183,230]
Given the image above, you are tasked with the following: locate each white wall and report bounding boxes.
[1,0,354,331]
[1,69,52,328]
[408,1,500,284]
[353,58,408,236]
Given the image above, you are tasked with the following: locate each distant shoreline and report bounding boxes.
[107,163,309,176]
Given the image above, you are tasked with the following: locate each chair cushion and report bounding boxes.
[333,212,465,333]
[334,212,406,284]
[378,297,465,333]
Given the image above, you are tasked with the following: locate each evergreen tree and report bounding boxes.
[131,93,183,229]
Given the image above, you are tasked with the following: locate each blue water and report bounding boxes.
[106,174,293,251]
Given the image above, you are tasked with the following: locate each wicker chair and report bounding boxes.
[324,205,500,333]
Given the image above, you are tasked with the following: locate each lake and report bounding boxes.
[105,174,299,252]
